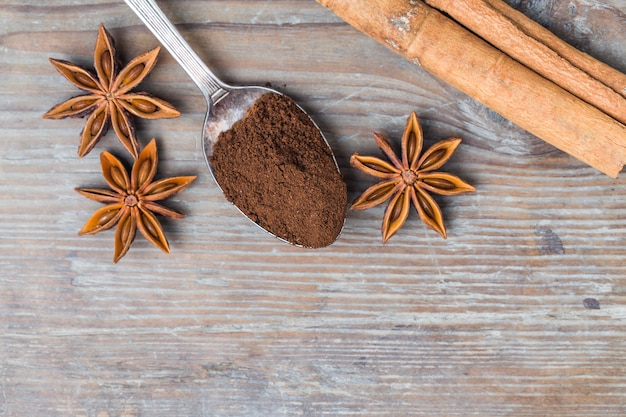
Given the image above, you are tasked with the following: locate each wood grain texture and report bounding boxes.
[1,0,625,416]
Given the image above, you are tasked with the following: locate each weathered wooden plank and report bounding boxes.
[1,0,625,416]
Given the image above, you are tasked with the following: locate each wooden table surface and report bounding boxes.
[2,1,625,415]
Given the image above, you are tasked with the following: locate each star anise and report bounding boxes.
[76,138,196,263]
[43,24,180,159]
[350,112,475,242]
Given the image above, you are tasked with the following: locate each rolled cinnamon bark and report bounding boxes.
[316,0,626,177]
[483,0,626,97]
[423,0,626,126]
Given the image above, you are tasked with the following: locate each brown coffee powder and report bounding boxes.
[210,93,347,248]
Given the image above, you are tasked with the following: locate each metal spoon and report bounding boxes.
[123,0,345,246]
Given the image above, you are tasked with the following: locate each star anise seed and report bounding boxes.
[76,138,196,263]
[350,112,475,242]
[43,24,180,159]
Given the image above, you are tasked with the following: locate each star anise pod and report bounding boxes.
[76,138,196,263]
[43,24,180,159]
[350,112,475,242]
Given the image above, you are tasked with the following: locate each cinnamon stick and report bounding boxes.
[483,0,626,97]
[316,0,626,177]
[423,0,626,126]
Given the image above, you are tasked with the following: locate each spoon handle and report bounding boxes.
[123,0,228,104]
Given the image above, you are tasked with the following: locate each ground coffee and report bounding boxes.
[210,93,347,248]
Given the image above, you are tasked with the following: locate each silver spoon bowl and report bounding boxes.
[123,0,345,246]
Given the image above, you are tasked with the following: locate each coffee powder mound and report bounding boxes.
[211,93,347,248]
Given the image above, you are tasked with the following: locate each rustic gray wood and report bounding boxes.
[1,0,625,416]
